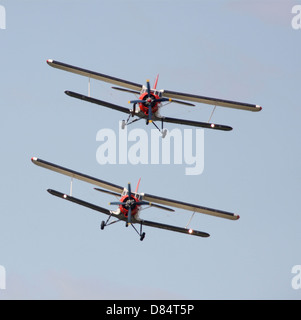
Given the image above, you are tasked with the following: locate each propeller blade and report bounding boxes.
[127,183,132,197]
[146,80,151,97]
[109,201,124,206]
[153,97,171,103]
[148,103,152,123]
[127,206,132,225]
[135,201,151,206]
[129,99,144,104]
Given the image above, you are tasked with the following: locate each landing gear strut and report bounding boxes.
[131,222,146,241]
[152,119,167,138]
[100,211,120,230]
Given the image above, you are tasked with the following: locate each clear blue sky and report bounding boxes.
[0,0,300,299]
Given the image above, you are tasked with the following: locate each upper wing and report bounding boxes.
[142,193,239,220]
[161,116,232,131]
[162,89,262,112]
[47,59,143,91]
[65,91,131,115]
[31,157,124,194]
[141,219,210,238]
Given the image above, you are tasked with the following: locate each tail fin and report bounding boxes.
[135,178,141,193]
[153,74,159,90]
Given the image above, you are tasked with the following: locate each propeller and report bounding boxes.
[109,182,152,226]
[128,80,172,124]
[128,80,195,121]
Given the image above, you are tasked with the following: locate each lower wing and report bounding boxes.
[48,189,112,216]
[65,91,131,115]
[48,189,209,237]
[141,219,209,238]
[161,116,232,131]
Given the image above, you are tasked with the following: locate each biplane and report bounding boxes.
[47,59,262,137]
[31,157,239,241]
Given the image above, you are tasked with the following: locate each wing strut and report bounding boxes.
[70,177,73,196]
[208,105,217,123]
[185,211,196,229]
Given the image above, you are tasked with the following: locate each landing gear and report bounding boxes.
[152,119,167,138]
[99,212,120,230]
[121,115,142,129]
[100,220,105,230]
[162,129,167,139]
[130,222,146,241]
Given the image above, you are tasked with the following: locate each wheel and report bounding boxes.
[100,221,105,230]
[121,120,126,129]
[162,129,167,139]
[140,232,146,241]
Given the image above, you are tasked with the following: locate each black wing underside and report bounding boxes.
[65,90,131,115]
[65,91,232,131]
[48,189,209,238]
[48,189,112,216]
[141,219,210,238]
[162,116,232,131]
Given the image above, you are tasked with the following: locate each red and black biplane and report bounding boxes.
[47,59,262,137]
[31,157,239,241]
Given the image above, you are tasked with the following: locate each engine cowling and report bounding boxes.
[138,92,160,116]
[118,195,140,218]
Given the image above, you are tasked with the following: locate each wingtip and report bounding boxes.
[31,156,38,162]
[46,59,53,64]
